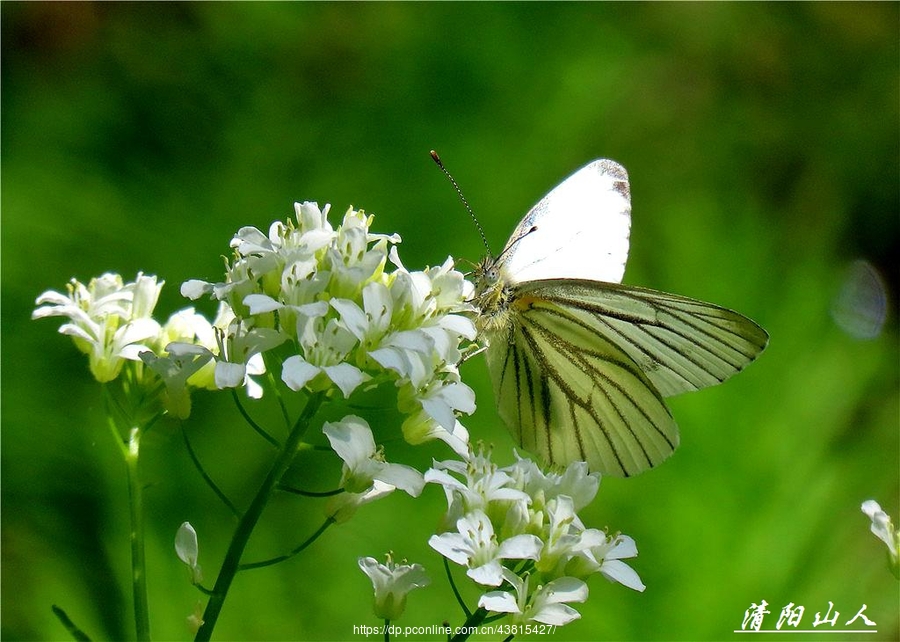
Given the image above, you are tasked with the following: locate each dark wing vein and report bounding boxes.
[487,293,679,477]
[526,280,768,397]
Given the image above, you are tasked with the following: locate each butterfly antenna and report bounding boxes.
[430,150,492,256]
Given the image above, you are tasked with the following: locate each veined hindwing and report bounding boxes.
[484,278,768,477]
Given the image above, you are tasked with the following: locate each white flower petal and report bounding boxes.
[387,330,433,355]
[861,500,898,556]
[427,532,472,566]
[175,522,199,567]
[118,344,153,361]
[295,301,330,318]
[245,375,264,399]
[215,361,247,389]
[322,363,369,398]
[328,479,395,523]
[607,535,639,560]
[440,314,478,340]
[363,282,393,328]
[439,381,476,414]
[478,590,519,614]
[323,416,376,465]
[243,294,283,314]
[281,356,320,391]
[116,318,162,346]
[421,397,456,432]
[424,468,467,492]
[436,420,471,457]
[58,322,97,343]
[543,577,589,605]
[468,560,505,587]
[377,463,425,497]
[33,290,73,307]
[330,299,368,341]
[181,279,213,300]
[166,342,211,358]
[531,603,581,626]
[369,347,410,376]
[497,534,543,561]
[232,225,270,251]
[601,559,645,592]
[245,353,266,376]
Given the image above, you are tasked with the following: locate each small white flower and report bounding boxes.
[32,273,164,382]
[140,343,214,419]
[214,325,283,398]
[327,209,393,299]
[505,456,600,516]
[426,446,530,528]
[326,479,396,524]
[281,313,369,397]
[175,521,203,585]
[428,510,542,587]
[157,307,217,351]
[403,414,471,458]
[399,373,475,456]
[861,499,900,576]
[479,568,588,626]
[358,554,430,621]
[568,532,646,592]
[331,282,394,349]
[323,415,425,498]
[536,496,606,575]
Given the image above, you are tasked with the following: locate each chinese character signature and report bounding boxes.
[741,600,876,632]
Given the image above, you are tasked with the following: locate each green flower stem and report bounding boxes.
[52,605,92,642]
[125,426,151,642]
[194,392,325,642]
[103,386,151,641]
[443,557,471,618]
[237,517,334,570]
[449,607,488,642]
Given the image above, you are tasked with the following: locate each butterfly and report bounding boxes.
[471,159,768,477]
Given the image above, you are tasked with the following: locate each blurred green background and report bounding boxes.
[3,3,898,641]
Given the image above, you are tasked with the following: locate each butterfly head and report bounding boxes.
[471,255,515,335]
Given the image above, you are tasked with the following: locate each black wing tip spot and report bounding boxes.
[595,159,631,200]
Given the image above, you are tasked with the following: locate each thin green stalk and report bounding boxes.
[449,607,488,642]
[103,385,151,642]
[443,557,471,618]
[238,517,334,570]
[230,389,279,448]
[194,393,325,642]
[125,427,151,641]
[52,605,92,641]
[181,426,240,517]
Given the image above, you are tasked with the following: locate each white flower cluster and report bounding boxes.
[427,446,644,627]
[182,202,477,449]
[32,273,164,382]
[32,273,216,406]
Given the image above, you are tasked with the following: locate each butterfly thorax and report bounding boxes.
[471,256,516,336]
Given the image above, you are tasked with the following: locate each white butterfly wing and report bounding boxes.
[487,279,768,476]
[518,280,770,398]
[500,159,631,285]
[485,292,679,477]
